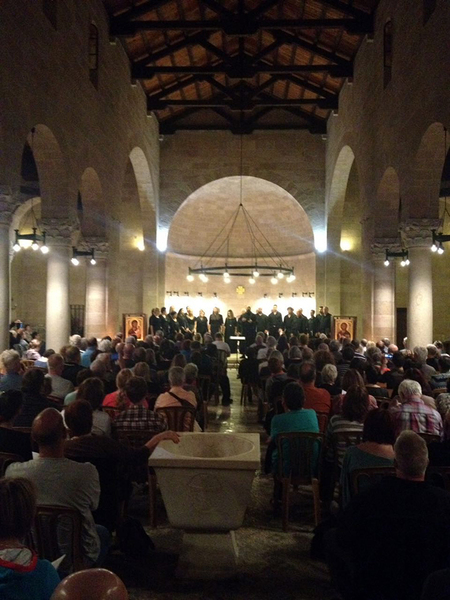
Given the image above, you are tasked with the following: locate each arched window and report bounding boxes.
[89,24,99,88]
[423,0,437,24]
[42,0,57,29]
[383,20,393,88]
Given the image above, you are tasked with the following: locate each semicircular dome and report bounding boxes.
[168,176,314,258]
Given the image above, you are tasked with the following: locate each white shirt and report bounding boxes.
[47,374,74,399]
[213,340,231,356]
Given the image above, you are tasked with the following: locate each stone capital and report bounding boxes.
[371,238,403,258]
[79,237,109,259]
[40,217,78,244]
[0,188,19,228]
[399,219,442,248]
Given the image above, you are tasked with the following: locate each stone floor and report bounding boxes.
[107,369,335,600]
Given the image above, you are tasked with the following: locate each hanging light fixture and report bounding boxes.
[430,129,450,253]
[186,134,295,282]
[71,247,96,266]
[384,248,410,267]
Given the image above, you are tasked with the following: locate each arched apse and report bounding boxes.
[408,122,446,219]
[165,176,316,316]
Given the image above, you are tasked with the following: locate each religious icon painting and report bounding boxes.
[333,316,357,341]
[123,313,147,341]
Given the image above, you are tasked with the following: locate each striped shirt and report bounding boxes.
[390,397,443,438]
[115,404,167,433]
[325,415,364,466]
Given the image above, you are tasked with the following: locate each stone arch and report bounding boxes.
[129,146,157,247]
[376,167,400,237]
[79,167,105,238]
[26,125,69,217]
[409,122,446,218]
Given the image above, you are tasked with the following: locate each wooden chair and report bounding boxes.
[34,505,84,572]
[0,452,23,476]
[426,466,450,491]
[350,466,396,499]
[156,406,196,432]
[418,432,442,445]
[275,432,324,531]
[12,426,32,434]
[332,430,364,484]
[432,387,447,398]
[315,412,329,434]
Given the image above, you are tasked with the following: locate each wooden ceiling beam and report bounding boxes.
[149,97,338,109]
[198,0,233,17]
[112,0,173,20]
[133,31,210,68]
[271,30,352,67]
[317,0,373,20]
[147,75,203,100]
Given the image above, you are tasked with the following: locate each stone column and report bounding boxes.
[371,239,397,343]
[400,219,440,349]
[42,218,76,351]
[83,239,109,339]
[0,188,17,350]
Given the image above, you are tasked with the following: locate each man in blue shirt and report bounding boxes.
[0,350,23,392]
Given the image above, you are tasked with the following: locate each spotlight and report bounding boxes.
[31,241,39,251]
[187,274,194,282]
[223,269,230,278]
[252,269,259,278]
[277,271,284,279]
[400,260,406,267]
[71,257,79,266]
[199,273,209,282]
[249,277,255,284]
[13,242,21,252]
[224,277,231,284]
[431,243,438,252]
[271,276,278,285]
[405,258,410,266]
[40,244,49,254]
[384,260,390,267]
[438,244,445,255]
[90,258,97,265]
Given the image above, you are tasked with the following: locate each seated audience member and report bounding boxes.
[0,350,23,392]
[171,354,187,369]
[183,363,201,405]
[431,355,450,389]
[328,431,450,600]
[364,364,390,399]
[0,477,60,599]
[336,345,355,383]
[46,353,74,400]
[340,408,395,507]
[265,353,289,407]
[426,343,440,371]
[155,367,200,430]
[325,385,369,469]
[64,400,179,531]
[258,336,277,361]
[333,369,378,415]
[190,349,213,377]
[313,349,335,385]
[76,378,111,437]
[80,337,98,368]
[6,409,109,568]
[382,351,405,390]
[329,340,343,365]
[25,338,42,361]
[436,378,450,419]
[14,369,55,427]
[269,382,319,502]
[213,332,231,356]
[115,376,167,434]
[318,364,341,397]
[390,379,443,437]
[134,361,159,401]
[0,390,32,460]
[413,345,437,381]
[285,345,302,370]
[300,362,331,414]
[64,368,93,406]
[102,368,133,411]
[61,346,85,386]
[34,349,54,370]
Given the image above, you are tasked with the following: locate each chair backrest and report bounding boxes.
[350,466,396,499]
[426,466,450,491]
[34,505,84,573]
[418,432,441,445]
[276,432,324,483]
[0,452,23,477]
[332,430,364,473]
[315,412,329,434]
[156,406,196,432]
[50,568,129,600]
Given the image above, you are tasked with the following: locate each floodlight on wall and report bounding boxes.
[384,248,410,267]
[431,230,450,254]
[271,275,278,285]
[71,247,96,266]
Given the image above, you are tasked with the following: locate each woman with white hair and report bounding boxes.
[319,363,342,397]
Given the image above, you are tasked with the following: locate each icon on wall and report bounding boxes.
[333,316,357,341]
[123,313,147,341]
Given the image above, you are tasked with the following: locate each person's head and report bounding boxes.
[413,346,427,366]
[321,363,338,385]
[286,362,301,380]
[256,307,262,315]
[213,307,219,315]
[272,304,278,313]
[342,385,369,422]
[89,359,107,379]
[288,345,302,360]
[76,377,105,410]
[329,340,340,353]
[199,309,205,318]
[266,336,277,349]
[302,346,314,361]
[394,431,429,480]
[132,347,146,364]
[0,477,37,542]
[29,338,41,351]
[287,306,294,315]
[363,409,396,445]
[268,355,284,375]
[134,361,151,381]
[342,345,355,362]
[365,364,380,385]
[124,376,148,405]
[168,366,185,388]
[32,408,66,450]
[65,400,93,437]
[255,335,264,346]
[171,353,187,368]
[47,353,64,375]
[98,339,112,353]
[22,368,46,395]
[227,309,234,318]
[204,333,213,345]
[341,368,365,392]
[215,333,223,341]
[427,344,438,359]
[184,362,198,384]
[439,356,450,373]
[116,368,133,391]
[0,390,23,424]
[65,345,81,364]
[87,337,98,349]
[152,307,160,317]
[314,349,334,372]
[392,351,405,369]
[398,379,422,403]
[283,382,305,411]
[300,362,316,385]
[0,349,21,374]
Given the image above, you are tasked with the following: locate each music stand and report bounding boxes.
[230,336,246,369]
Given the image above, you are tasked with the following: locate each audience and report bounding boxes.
[0,350,23,392]
[155,366,200,431]
[115,376,167,434]
[0,390,32,459]
[14,368,55,427]
[25,338,42,361]
[300,362,331,414]
[390,379,443,437]
[75,377,111,437]
[81,337,98,368]
[102,368,133,410]
[61,346,85,386]
[0,477,60,599]
[46,354,74,400]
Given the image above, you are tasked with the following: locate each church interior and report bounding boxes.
[1,1,450,599]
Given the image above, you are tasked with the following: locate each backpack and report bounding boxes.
[116,517,155,558]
